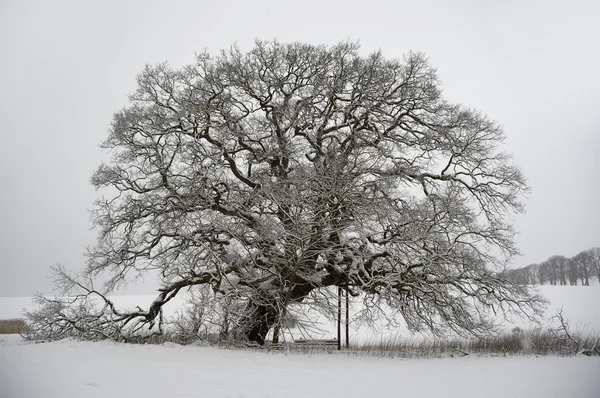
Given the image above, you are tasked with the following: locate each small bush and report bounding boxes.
[0,319,30,334]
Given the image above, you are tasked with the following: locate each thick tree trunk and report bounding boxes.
[236,299,279,345]
[235,284,315,345]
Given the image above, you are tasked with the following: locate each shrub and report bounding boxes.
[0,319,30,334]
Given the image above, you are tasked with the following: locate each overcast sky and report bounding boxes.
[1,0,598,296]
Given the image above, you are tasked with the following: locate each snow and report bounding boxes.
[0,335,598,398]
[1,287,599,397]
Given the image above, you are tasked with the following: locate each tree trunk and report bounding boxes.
[234,284,314,345]
[235,284,315,345]
[235,299,279,345]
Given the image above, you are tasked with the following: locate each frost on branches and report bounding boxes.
[26,41,544,345]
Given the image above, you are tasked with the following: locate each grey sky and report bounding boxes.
[1,0,598,296]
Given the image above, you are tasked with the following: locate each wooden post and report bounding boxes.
[337,286,342,351]
[345,288,349,348]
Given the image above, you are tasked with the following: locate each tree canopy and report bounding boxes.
[28,41,543,344]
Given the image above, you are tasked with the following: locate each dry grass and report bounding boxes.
[199,328,597,358]
[0,319,30,334]
[355,328,600,358]
[133,325,600,358]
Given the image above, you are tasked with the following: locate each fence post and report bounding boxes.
[345,288,349,348]
[337,286,342,351]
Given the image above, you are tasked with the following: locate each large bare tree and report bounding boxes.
[27,41,543,345]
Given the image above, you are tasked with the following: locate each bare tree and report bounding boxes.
[588,248,600,282]
[572,251,591,286]
[544,256,567,286]
[549,308,600,356]
[24,265,166,342]
[567,257,579,286]
[504,247,600,287]
[27,40,543,345]
[538,262,548,285]
[169,285,242,344]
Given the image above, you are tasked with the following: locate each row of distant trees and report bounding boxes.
[502,248,600,286]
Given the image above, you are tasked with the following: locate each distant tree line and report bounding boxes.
[501,248,600,286]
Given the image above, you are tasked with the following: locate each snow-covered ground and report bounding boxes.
[0,334,598,398]
[1,287,599,397]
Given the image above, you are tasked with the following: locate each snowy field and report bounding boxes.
[1,286,600,397]
[1,334,599,398]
